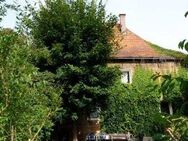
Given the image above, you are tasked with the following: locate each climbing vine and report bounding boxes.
[101,66,161,136]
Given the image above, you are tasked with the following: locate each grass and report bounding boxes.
[147,41,186,59]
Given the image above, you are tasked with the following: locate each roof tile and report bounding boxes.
[113,28,172,59]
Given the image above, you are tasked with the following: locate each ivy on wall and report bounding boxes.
[101,65,188,139]
[101,66,161,136]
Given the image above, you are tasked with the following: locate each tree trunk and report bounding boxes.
[71,122,78,141]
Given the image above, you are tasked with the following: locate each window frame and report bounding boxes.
[120,69,132,84]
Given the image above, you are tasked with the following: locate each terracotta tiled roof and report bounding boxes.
[113,28,174,59]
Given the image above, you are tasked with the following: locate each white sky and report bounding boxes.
[1,0,188,52]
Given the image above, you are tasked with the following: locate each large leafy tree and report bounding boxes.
[18,0,119,139]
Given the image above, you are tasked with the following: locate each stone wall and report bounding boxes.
[108,61,180,76]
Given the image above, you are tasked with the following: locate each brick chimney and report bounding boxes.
[119,14,126,33]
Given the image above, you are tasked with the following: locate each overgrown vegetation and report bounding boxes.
[0,29,61,140]
[153,67,188,140]
[148,42,186,59]
[0,0,188,140]
[102,65,188,140]
[101,67,161,136]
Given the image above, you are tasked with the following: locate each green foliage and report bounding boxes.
[171,116,188,140]
[154,114,188,141]
[153,66,188,140]
[153,134,171,141]
[101,67,160,136]
[158,75,181,102]
[0,29,61,140]
[158,12,188,138]
[19,0,119,122]
[179,39,188,51]
[178,11,188,52]
[185,11,188,17]
[155,67,188,107]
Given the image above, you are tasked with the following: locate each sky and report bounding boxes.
[1,0,188,53]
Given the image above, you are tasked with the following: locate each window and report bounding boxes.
[121,71,131,84]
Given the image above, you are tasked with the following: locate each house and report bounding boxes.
[77,14,185,141]
[110,14,183,83]
[109,14,185,116]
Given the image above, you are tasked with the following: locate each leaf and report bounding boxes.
[184,42,188,52]
[185,11,188,17]
[162,74,172,80]
[178,39,187,49]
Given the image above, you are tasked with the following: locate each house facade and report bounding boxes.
[110,14,181,84]
[77,14,184,141]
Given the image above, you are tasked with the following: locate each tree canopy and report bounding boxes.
[25,0,119,118]
[17,0,120,139]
